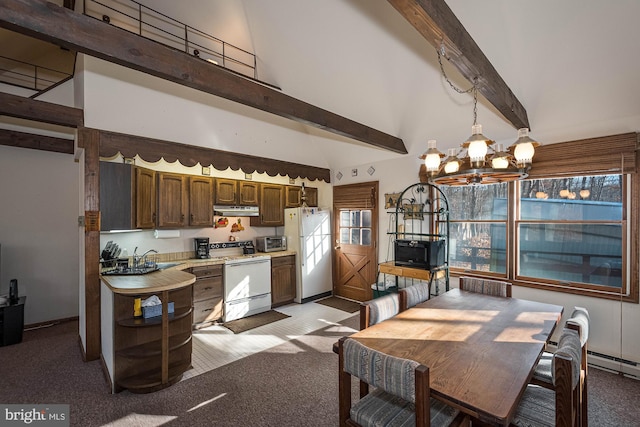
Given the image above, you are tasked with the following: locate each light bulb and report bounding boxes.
[443,148,460,174]
[423,140,442,172]
[444,160,460,174]
[512,128,537,167]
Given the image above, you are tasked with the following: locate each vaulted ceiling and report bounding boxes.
[1,0,639,171]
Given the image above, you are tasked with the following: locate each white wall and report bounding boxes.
[0,145,80,324]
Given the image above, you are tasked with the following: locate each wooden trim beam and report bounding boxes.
[387,0,530,130]
[0,128,74,154]
[0,92,84,128]
[99,129,331,183]
[0,0,407,154]
[80,127,101,361]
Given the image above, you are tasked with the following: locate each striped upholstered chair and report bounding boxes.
[512,328,582,427]
[359,292,402,331]
[532,307,590,427]
[399,282,430,309]
[459,276,512,297]
[338,337,467,427]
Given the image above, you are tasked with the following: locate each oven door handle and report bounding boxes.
[226,260,270,268]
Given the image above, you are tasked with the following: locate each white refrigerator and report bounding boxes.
[284,207,333,303]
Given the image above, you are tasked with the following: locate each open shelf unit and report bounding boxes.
[111,285,193,393]
[384,182,450,295]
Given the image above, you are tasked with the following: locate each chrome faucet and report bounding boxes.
[132,247,158,269]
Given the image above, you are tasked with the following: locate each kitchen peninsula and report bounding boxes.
[100,269,195,394]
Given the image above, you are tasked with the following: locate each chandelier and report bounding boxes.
[421,48,540,186]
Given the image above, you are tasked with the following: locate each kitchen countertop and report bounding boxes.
[100,251,297,294]
[101,269,196,295]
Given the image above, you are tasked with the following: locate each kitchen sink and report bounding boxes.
[101,266,159,276]
[156,262,184,270]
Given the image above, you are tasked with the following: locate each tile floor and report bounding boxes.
[182,301,358,381]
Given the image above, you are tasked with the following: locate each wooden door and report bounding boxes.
[157,172,188,228]
[215,178,237,205]
[239,181,259,205]
[135,167,156,229]
[333,182,378,301]
[189,176,213,227]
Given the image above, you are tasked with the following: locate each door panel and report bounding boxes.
[333,182,378,301]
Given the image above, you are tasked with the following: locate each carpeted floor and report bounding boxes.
[1,316,639,426]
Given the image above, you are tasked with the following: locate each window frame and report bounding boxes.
[440,132,639,303]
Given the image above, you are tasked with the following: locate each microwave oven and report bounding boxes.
[394,239,445,270]
[255,236,287,253]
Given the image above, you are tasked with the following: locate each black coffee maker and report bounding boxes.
[194,237,210,259]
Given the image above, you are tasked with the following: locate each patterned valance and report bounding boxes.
[97,129,331,182]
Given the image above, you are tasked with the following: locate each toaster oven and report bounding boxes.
[255,236,287,253]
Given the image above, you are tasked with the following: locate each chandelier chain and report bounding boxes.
[437,46,478,126]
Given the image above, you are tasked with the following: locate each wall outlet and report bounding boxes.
[202,166,211,176]
[352,168,358,177]
[245,173,253,180]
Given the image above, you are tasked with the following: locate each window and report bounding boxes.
[339,209,372,245]
[444,184,508,273]
[441,174,630,299]
[518,175,624,288]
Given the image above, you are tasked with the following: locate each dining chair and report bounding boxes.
[459,277,512,297]
[531,307,590,427]
[512,327,582,427]
[359,292,403,330]
[338,337,468,427]
[399,282,430,309]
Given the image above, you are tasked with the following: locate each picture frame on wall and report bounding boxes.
[384,192,401,209]
[403,203,424,220]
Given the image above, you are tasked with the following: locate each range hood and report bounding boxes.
[213,205,260,217]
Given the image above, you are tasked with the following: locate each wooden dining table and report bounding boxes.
[347,288,563,426]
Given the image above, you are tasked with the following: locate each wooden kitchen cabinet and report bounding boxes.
[285,185,302,208]
[157,172,188,228]
[190,264,223,328]
[239,181,259,205]
[215,178,259,206]
[271,255,296,307]
[305,186,318,207]
[100,162,135,231]
[189,176,214,227]
[135,167,157,229]
[251,183,285,226]
[214,178,237,205]
[105,283,193,393]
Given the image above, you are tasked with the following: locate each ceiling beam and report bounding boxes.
[387,0,530,130]
[0,128,74,154]
[0,0,407,154]
[0,91,84,127]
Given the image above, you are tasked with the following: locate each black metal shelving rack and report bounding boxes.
[385,182,450,296]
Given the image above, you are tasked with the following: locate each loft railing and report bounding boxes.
[0,55,72,92]
[83,0,257,80]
